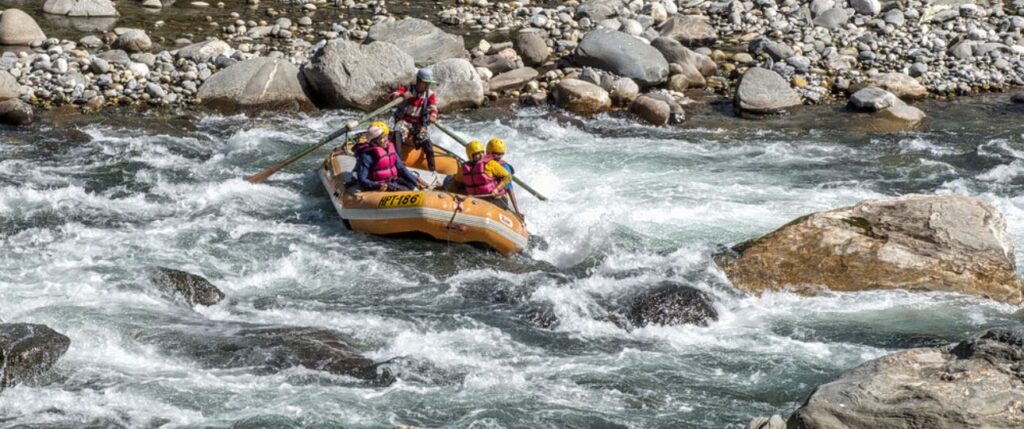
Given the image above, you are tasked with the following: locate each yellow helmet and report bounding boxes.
[466,140,485,157]
[369,121,389,137]
[486,138,506,155]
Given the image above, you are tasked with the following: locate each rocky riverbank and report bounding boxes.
[0,0,1022,126]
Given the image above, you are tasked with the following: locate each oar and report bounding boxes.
[432,121,549,201]
[245,98,405,184]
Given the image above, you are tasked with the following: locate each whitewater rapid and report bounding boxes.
[2,101,1023,428]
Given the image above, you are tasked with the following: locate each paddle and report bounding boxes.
[245,98,405,184]
[432,121,549,202]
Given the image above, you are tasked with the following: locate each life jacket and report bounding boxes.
[394,84,433,124]
[462,155,499,196]
[368,140,399,183]
[498,160,515,191]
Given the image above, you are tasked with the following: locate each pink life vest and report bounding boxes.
[368,140,399,183]
[462,155,499,196]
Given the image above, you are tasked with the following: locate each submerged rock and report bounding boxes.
[302,40,416,111]
[148,324,379,379]
[718,194,1024,304]
[0,323,71,389]
[0,99,34,126]
[365,18,467,67]
[151,267,225,306]
[627,282,718,327]
[862,72,928,100]
[789,327,1024,428]
[198,57,315,115]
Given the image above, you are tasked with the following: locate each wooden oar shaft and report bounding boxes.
[432,121,549,202]
[245,98,404,184]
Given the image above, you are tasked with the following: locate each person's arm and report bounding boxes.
[390,86,408,100]
[356,153,377,189]
[427,92,438,123]
[486,161,512,191]
[395,158,421,187]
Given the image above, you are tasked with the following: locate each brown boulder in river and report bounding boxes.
[716,194,1023,304]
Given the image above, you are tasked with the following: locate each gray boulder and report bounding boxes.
[848,86,897,112]
[0,99,33,126]
[431,58,484,112]
[553,78,611,115]
[657,15,717,47]
[813,7,850,29]
[789,327,1024,428]
[365,18,467,67]
[177,40,234,63]
[113,29,152,53]
[0,70,21,101]
[0,323,70,389]
[876,101,927,126]
[850,0,881,15]
[573,28,669,87]
[718,194,1024,304]
[734,67,802,114]
[651,37,717,77]
[747,415,787,429]
[576,0,623,21]
[43,0,119,17]
[199,57,316,115]
[302,40,416,111]
[488,67,538,92]
[472,51,522,74]
[514,28,550,67]
[151,267,225,307]
[627,282,718,327]
[0,9,46,45]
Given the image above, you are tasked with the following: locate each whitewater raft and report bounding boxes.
[317,137,529,255]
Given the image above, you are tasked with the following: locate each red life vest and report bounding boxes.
[462,155,499,196]
[368,140,399,183]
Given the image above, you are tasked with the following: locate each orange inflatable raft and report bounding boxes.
[317,139,529,256]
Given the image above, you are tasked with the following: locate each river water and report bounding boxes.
[3,98,1024,428]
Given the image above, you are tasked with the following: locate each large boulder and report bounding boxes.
[488,67,538,93]
[734,67,802,114]
[552,78,611,115]
[199,57,316,115]
[43,0,119,17]
[627,282,718,327]
[365,18,467,67]
[650,37,717,77]
[573,28,669,87]
[151,267,225,307]
[431,58,484,112]
[863,72,928,99]
[717,194,1024,304]
[0,9,46,45]
[657,15,717,47]
[0,323,71,389]
[789,327,1024,428]
[630,94,671,125]
[302,40,416,111]
[514,28,550,67]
